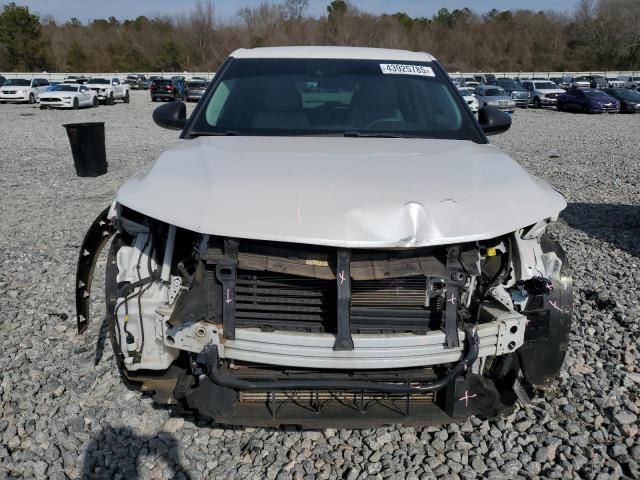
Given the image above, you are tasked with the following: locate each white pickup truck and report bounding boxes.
[84,77,130,105]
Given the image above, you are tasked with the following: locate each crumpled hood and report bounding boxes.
[116,136,566,248]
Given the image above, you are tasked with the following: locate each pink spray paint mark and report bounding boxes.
[549,300,562,312]
[459,390,477,407]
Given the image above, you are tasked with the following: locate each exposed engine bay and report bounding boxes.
[77,203,572,427]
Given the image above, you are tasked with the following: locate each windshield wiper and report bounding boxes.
[343,131,419,138]
[190,130,240,137]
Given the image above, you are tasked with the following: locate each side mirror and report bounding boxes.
[153,101,187,130]
[478,106,511,136]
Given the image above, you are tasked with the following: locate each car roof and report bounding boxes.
[230,46,435,62]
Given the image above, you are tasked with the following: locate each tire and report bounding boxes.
[557,103,564,112]
[73,98,79,110]
[152,97,157,102]
[533,97,541,109]
[582,104,590,114]
[108,92,114,105]
[39,105,46,110]
[28,93,35,104]
[123,91,130,103]
[1,101,7,104]
[93,97,98,108]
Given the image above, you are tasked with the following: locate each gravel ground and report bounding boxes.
[0,92,639,480]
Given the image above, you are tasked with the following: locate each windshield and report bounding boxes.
[187,81,206,88]
[583,90,608,98]
[607,89,640,101]
[484,88,506,97]
[88,78,110,84]
[458,88,473,96]
[534,82,558,89]
[188,58,481,141]
[4,79,30,86]
[50,85,78,92]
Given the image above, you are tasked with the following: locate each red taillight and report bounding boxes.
[166,86,173,91]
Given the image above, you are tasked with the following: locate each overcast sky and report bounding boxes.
[12,0,576,23]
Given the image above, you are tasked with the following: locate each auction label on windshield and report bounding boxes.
[380,64,435,77]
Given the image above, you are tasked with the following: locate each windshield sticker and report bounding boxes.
[380,64,435,77]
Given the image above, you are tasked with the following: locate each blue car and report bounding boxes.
[557,88,620,113]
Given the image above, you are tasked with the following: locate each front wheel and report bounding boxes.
[39,105,46,110]
[28,93,35,104]
[73,98,79,110]
[108,93,114,105]
[93,97,98,108]
[123,91,130,103]
[533,97,541,109]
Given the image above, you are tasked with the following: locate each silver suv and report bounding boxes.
[521,80,566,108]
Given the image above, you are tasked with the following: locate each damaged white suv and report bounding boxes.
[77,47,572,427]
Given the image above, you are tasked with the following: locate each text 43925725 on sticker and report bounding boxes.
[379,64,435,77]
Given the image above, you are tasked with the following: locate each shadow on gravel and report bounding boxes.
[561,203,640,256]
[81,426,192,479]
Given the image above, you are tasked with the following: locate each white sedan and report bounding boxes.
[458,87,479,113]
[38,84,98,109]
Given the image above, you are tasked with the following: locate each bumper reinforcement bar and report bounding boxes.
[198,324,479,393]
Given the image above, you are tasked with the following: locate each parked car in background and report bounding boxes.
[85,77,130,105]
[126,74,149,90]
[557,88,619,113]
[570,76,592,88]
[617,75,640,89]
[457,87,479,113]
[192,76,208,82]
[185,80,208,102]
[150,78,186,102]
[0,78,49,103]
[0,75,6,87]
[64,75,90,84]
[496,79,529,108]
[582,75,608,88]
[461,77,479,88]
[474,85,516,112]
[607,77,626,88]
[37,83,98,109]
[602,88,640,113]
[549,77,567,89]
[474,74,496,84]
[520,80,565,108]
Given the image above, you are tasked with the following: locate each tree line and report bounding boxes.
[0,0,638,73]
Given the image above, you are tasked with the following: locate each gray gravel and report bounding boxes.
[1,94,639,479]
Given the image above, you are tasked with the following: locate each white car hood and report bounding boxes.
[116,136,566,248]
[84,83,110,89]
[39,91,76,98]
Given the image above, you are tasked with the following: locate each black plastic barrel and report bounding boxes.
[63,122,108,177]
